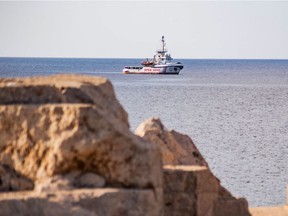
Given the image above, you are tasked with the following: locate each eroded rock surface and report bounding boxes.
[0,105,161,190]
[0,75,162,193]
[0,164,34,192]
[136,118,250,216]
[0,75,128,127]
[164,165,251,216]
[135,118,208,166]
[0,188,161,216]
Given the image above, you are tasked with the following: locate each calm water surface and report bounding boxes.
[1,57,288,207]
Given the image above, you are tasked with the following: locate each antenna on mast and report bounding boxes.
[161,36,165,52]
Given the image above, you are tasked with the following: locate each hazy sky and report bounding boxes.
[0,1,288,59]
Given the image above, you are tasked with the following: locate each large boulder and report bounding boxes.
[0,75,162,192]
[164,165,251,216]
[0,75,128,127]
[135,118,208,166]
[136,118,250,216]
[0,104,161,189]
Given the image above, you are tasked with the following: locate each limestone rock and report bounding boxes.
[0,74,129,127]
[35,173,76,192]
[0,75,162,193]
[35,171,106,192]
[75,172,106,188]
[0,188,161,216]
[214,197,250,216]
[135,118,208,166]
[164,165,251,216]
[0,164,34,192]
[0,104,161,190]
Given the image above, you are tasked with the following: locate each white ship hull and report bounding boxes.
[122,36,184,75]
[123,64,183,75]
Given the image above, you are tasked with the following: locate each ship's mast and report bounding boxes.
[161,36,166,53]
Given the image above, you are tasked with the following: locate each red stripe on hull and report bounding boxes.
[122,71,179,75]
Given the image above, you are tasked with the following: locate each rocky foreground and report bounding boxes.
[0,75,286,216]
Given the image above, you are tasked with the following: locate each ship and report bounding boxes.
[122,36,184,74]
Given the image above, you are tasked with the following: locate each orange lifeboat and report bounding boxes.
[141,59,154,66]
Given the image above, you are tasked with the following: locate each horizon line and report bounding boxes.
[1,56,288,61]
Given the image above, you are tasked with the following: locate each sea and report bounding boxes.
[0,57,288,207]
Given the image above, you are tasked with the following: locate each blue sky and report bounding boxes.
[0,1,288,59]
